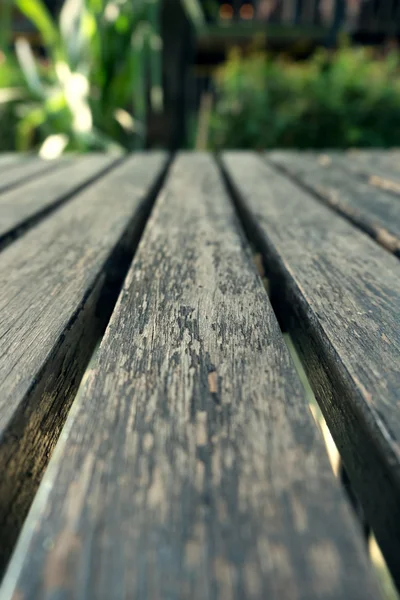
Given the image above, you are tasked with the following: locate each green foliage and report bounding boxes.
[180,0,206,29]
[0,0,164,155]
[209,47,400,149]
[0,0,13,52]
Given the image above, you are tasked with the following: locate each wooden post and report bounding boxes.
[195,92,213,150]
[327,0,345,46]
[157,0,195,149]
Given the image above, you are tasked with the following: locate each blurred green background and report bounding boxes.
[1,0,400,155]
[0,0,167,154]
[209,44,400,149]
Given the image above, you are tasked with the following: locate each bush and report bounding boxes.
[209,46,400,149]
[0,0,164,155]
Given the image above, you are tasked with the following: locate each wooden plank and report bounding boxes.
[0,153,168,574]
[0,155,29,171]
[221,152,400,589]
[0,157,61,194]
[1,154,379,600]
[268,150,400,256]
[0,155,118,248]
[333,150,400,193]
[299,151,400,191]
[346,150,400,170]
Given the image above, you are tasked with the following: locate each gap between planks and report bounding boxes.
[265,152,400,258]
[0,154,171,576]
[219,152,400,591]
[0,155,124,252]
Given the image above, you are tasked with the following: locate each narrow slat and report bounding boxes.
[0,155,29,171]
[221,152,400,588]
[345,150,400,172]
[332,150,400,194]
[0,153,168,573]
[0,158,60,194]
[268,150,400,256]
[0,154,118,248]
[1,154,379,600]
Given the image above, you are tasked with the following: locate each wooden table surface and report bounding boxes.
[0,151,399,600]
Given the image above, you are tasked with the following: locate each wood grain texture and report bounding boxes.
[310,151,400,198]
[1,154,379,600]
[0,155,118,248]
[268,150,400,256]
[328,150,400,190]
[0,158,60,194]
[0,153,168,574]
[0,155,30,171]
[221,152,400,589]
[342,150,400,185]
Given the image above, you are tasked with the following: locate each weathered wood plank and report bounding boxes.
[329,150,400,196]
[268,150,400,256]
[0,153,168,574]
[221,152,400,589]
[0,158,60,194]
[294,150,400,196]
[0,155,29,171]
[1,154,379,600]
[346,149,400,180]
[0,155,118,248]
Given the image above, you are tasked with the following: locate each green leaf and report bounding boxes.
[3,0,167,151]
[16,0,60,53]
[0,0,13,51]
[0,55,25,87]
[0,88,26,103]
[59,0,87,69]
[16,105,47,151]
[180,0,205,29]
[15,39,45,97]
[86,0,104,14]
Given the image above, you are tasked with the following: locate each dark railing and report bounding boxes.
[208,0,400,35]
